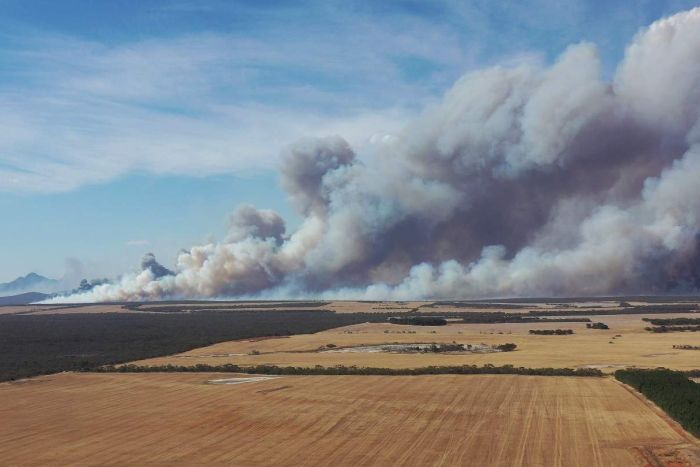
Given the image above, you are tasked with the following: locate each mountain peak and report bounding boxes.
[0,273,58,295]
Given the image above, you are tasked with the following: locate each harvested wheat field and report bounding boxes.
[138,313,700,372]
[0,372,697,466]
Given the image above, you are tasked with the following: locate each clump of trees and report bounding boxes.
[643,317,700,326]
[529,329,574,335]
[93,363,603,377]
[495,343,517,352]
[673,345,700,350]
[460,314,590,324]
[586,322,609,330]
[394,343,467,353]
[615,368,700,438]
[426,343,464,352]
[643,317,700,333]
[388,316,447,326]
[528,304,698,317]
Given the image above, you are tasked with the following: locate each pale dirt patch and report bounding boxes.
[207,376,279,385]
[576,364,629,370]
[321,343,500,354]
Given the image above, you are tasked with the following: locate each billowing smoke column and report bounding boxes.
[58,8,700,301]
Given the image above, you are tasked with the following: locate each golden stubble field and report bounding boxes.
[1,372,697,466]
[137,312,700,372]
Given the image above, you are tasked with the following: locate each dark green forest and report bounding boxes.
[615,368,700,438]
[0,310,389,382]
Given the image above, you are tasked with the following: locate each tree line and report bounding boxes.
[91,363,603,377]
[643,317,700,325]
[388,316,447,326]
[529,329,574,335]
[527,304,698,317]
[615,368,700,438]
[645,325,700,333]
[461,314,590,324]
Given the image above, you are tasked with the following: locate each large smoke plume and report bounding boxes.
[56,8,700,301]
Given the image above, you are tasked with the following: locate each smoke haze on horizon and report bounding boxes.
[51,7,700,302]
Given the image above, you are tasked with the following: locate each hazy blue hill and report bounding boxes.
[0,273,58,296]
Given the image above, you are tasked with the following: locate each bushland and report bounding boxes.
[615,368,700,438]
[528,329,574,335]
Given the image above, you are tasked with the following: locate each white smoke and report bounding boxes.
[52,8,700,302]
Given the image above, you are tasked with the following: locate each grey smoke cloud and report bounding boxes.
[140,253,174,279]
[51,7,700,302]
[227,205,286,244]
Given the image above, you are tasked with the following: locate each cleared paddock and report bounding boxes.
[138,313,700,372]
[0,372,697,466]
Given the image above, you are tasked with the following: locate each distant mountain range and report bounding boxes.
[0,273,59,296]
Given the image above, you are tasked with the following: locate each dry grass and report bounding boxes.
[0,372,697,466]
[137,312,700,373]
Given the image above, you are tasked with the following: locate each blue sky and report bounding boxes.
[1,0,698,283]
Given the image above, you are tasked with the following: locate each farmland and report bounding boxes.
[4,299,700,379]
[137,311,700,373]
[1,372,698,466]
[2,298,700,465]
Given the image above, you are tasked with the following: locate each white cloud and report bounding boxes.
[0,11,475,194]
